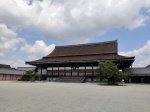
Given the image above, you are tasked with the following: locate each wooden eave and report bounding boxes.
[26,54,134,65]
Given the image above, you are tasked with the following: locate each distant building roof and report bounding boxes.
[124,67,150,76]
[0,64,26,75]
[146,65,150,68]
[0,68,25,75]
[17,67,35,71]
[0,64,11,68]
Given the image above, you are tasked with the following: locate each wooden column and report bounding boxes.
[92,65,94,82]
[128,76,129,83]
[58,66,59,77]
[146,75,147,83]
[49,68,51,81]
[4,75,6,80]
[41,67,42,76]
[85,64,86,81]
[71,66,72,76]
[2,75,4,80]
[52,67,53,80]
[64,66,66,76]
[85,65,86,76]
[12,75,13,80]
[147,75,148,83]
[78,66,79,76]
[46,68,48,81]
[41,67,42,80]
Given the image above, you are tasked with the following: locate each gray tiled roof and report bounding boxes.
[0,68,25,75]
[124,67,150,76]
[17,67,35,71]
[0,64,11,68]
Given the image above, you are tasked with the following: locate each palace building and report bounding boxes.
[26,40,135,82]
[0,64,24,80]
[124,66,150,83]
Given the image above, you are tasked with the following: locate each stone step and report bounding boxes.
[57,77,85,83]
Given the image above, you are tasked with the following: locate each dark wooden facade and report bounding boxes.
[125,67,150,83]
[26,40,135,82]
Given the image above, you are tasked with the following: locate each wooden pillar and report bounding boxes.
[49,68,51,81]
[145,75,147,83]
[2,75,4,80]
[45,67,48,81]
[92,65,94,82]
[78,66,79,76]
[85,65,86,76]
[64,66,66,76]
[52,66,53,80]
[71,66,72,76]
[41,67,42,76]
[58,66,59,77]
[5,75,7,80]
[41,67,43,81]
[85,64,86,81]
[128,76,129,83]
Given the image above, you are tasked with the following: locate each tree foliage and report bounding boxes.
[96,61,127,85]
[18,70,40,81]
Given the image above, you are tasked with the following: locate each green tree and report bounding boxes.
[18,70,40,81]
[96,61,127,85]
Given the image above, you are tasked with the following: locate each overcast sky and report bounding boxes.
[0,0,150,68]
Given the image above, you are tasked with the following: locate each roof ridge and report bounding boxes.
[44,52,117,58]
[56,40,117,48]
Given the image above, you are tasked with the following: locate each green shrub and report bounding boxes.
[18,70,40,81]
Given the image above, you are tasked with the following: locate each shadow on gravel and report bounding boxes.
[98,83,127,86]
[11,81,47,83]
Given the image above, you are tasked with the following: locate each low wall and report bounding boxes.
[0,74,21,80]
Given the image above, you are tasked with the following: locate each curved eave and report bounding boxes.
[26,56,135,68]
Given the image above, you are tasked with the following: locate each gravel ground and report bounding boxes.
[0,81,150,112]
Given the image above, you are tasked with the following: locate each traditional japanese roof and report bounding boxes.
[17,67,36,71]
[26,40,135,67]
[124,67,150,76]
[0,64,11,68]
[45,40,118,57]
[0,68,25,75]
[146,65,150,68]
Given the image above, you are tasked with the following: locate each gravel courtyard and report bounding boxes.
[0,81,150,112]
